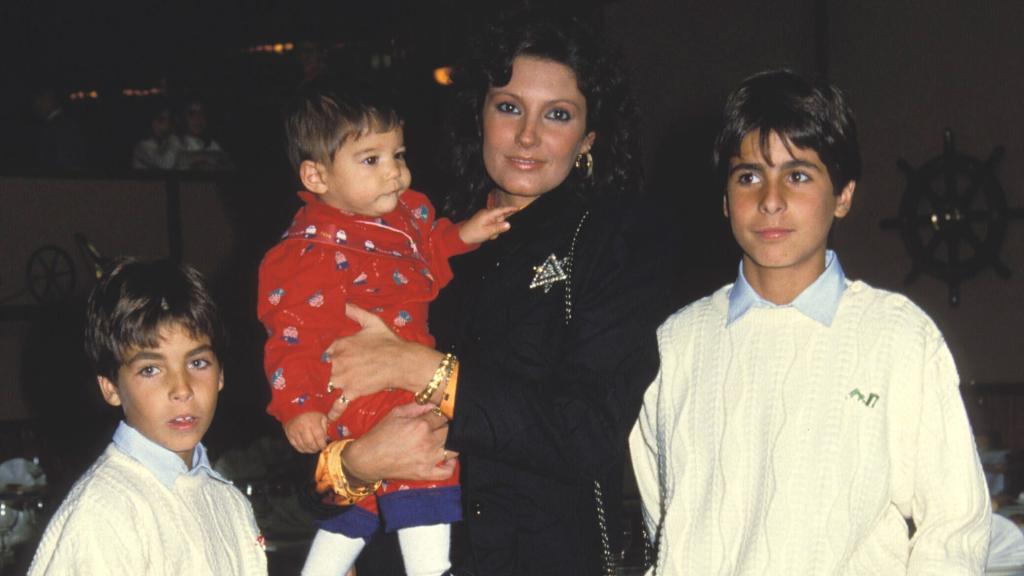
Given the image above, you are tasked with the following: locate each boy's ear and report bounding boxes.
[722,194,730,218]
[299,160,329,195]
[218,370,224,392]
[834,180,856,218]
[97,375,122,407]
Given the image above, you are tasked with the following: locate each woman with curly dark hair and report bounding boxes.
[442,13,642,219]
[319,12,663,575]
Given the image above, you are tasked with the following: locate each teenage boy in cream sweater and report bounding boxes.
[631,70,990,575]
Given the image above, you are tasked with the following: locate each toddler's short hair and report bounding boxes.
[84,258,223,382]
[284,83,402,174]
[713,69,861,195]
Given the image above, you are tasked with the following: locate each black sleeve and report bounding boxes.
[446,204,666,483]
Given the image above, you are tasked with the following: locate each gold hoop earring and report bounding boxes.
[575,152,594,179]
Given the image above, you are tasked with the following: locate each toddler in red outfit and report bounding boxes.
[258,85,512,576]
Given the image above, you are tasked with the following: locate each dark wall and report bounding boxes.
[604,0,1024,384]
[829,0,1024,383]
[604,0,822,305]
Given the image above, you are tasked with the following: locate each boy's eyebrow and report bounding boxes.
[123,350,165,365]
[186,344,215,357]
[728,159,823,175]
[122,344,213,364]
[350,144,404,156]
[728,162,764,175]
[779,159,824,172]
[350,145,381,155]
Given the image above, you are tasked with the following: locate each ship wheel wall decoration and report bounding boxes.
[881,129,1024,306]
[26,245,76,305]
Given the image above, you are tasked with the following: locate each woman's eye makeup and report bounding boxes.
[496,101,519,114]
[546,108,572,122]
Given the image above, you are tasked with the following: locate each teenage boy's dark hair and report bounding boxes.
[713,69,861,195]
[283,81,402,174]
[84,258,223,382]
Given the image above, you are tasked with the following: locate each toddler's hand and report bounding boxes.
[284,412,329,453]
[458,206,516,244]
[326,394,348,421]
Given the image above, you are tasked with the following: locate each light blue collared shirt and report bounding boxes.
[727,250,847,327]
[111,421,230,489]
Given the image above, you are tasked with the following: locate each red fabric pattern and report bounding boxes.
[258,189,472,431]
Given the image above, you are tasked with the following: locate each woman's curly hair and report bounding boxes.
[443,11,643,219]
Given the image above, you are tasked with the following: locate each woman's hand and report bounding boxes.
[326,304,443,403]
[342,403,457,484]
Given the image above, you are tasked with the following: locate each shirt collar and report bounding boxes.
[727,250,846,327]
[112,421,230,489]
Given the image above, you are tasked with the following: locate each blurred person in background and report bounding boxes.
[132,100,178,170]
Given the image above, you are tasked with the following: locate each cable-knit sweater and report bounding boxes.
[28,445,267,575]
[630,280,991,575]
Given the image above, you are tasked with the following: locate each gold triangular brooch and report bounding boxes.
[530,254,569,293]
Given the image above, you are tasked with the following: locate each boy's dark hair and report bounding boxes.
[713,69,861,195]
[84,258,223,382]
[444,11,642,219]
[284,81,402,174]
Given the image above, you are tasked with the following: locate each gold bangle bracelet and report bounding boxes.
[415,353,455,405]
[314,439,382,505]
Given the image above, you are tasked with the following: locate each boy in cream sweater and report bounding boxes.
[29,259,267,575]
[630,70,991,575]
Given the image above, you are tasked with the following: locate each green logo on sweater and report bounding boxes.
[848,388,880,408]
